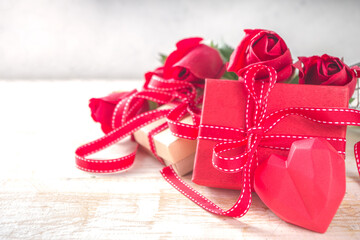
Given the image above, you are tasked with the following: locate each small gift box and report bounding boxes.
[133,104,197,176]
[192,77,354,189]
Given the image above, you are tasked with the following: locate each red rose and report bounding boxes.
[297,54,354,85]
[89,90,137,133]
[227,29,293,82]
[295,54,357,96]
[144,37,225,88]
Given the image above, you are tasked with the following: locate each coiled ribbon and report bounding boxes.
[75,76,201,173]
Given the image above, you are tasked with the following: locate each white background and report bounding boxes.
[0,0,359,79]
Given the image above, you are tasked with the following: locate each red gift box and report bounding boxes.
[161,63,360,234]
[192,78,352,190]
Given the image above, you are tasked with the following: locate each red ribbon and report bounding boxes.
[161,64,360,218]
[75,76,201,173]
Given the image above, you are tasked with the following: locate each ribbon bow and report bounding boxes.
[206,65,278,217]
[212,65,277,175]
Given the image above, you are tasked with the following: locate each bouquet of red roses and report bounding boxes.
[75,29,360,233]
[160,29,360,233]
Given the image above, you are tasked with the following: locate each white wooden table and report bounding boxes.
[0,80,359,239]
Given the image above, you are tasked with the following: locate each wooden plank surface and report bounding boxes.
[0,80,359,240]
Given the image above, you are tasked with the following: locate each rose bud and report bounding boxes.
[227,29,293,82]
[89,90,137,134]
[162,37,225,84]
[295,54,357,96]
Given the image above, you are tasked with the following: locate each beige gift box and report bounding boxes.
[133,104,197,176]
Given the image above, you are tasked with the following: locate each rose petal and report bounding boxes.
[173,44,224,79]
[163,38,203,79]
[305,65,323,85]
[176,37,203,52]
[227,29,264,72]
[163,51,184,79]
[325,62,341,75]
[89,99,114,133]
[266,35,284,55]
[251,33,283,60]
[321,67,350,86]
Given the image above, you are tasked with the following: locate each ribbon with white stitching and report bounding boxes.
[161,64,360,218]
[75,76,202,173]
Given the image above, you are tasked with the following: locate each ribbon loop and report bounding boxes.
[243,64,277,105]
[212,139,249,173]
[214,64,278,167]
[147,75,197,102]
[76,74,202,173]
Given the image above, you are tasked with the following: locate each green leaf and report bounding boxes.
[287,73,299,84]
[208,41,234,63]
[208,41,237,80]
[148,100,158,110]
[209,40,218,49]
[217,43,234,63]
[349,97,355,104]
[159,53,167,65]
[221,71,238,80]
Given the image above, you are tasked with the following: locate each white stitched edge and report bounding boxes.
[214,140,256,161]
[113,98,145,129]
[172,132,197,140]
[200,124,245,133]
[149,77,197,97]
[168,119,198,129]
[355,144,360,172]
[112,96,131,130]
[76,165,132,173]
[198,136,235,141]
[148,123,168,164]
[77,110,169,156]
[127,98,143,116]
[224,155,254,217]
[201,134,345,144]
[168,108,199,140]
[262,135,346,142]
[161,166,224,213]
[76,151,136,163]
[265,112,360,133]
[121,93,137,125]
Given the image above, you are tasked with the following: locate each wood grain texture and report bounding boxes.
[0,80,359,240]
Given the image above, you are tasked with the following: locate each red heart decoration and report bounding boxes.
[254,138,346,233]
